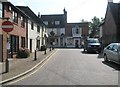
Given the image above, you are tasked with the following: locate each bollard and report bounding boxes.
[50,47,51,51]
[44,49,46,54]
[5,58,9,73]
[34,50,37,61]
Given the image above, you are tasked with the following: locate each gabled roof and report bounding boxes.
[105,2,120,26]
[2,2,28,18]
[17,6,45,26]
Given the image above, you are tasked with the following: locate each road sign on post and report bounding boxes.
[2,21,13,32]
[1,21,13,73]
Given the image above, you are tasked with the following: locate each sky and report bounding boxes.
[8,0,120,23]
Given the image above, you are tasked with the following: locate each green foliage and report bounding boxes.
[41,45,47,51]
[89,16,104,37]
[50,31,55,42]
[17,48,30,58]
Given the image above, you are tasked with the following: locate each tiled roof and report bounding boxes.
[108,2,120,26]
[41,14,66,28]
[2,2,28,18]
[17,6,45,25]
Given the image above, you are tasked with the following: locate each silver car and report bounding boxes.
[103,43,120,64]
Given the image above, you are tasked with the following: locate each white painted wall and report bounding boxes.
[28,20,42,52]
[47,28,65,36]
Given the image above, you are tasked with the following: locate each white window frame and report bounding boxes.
[55,21,60,25]
[0,2,2,18]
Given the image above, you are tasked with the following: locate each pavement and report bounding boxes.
[0,49,56,84]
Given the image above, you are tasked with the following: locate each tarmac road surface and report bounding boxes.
[7,49,119,86]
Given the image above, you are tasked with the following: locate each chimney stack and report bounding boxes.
[38,12,40,18]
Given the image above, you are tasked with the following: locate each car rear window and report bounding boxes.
[87,39,99,43]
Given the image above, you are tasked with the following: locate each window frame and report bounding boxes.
[0,2,2,18]
[12,11,18,24]
[21,16,25,28]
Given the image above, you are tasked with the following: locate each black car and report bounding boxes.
[83,38,101,53]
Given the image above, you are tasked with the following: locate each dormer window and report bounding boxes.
[55,21,60,25]
[43,21,48,25]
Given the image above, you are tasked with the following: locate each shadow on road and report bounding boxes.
[81,50,99,54]
[97,52,104,58]
[102,61,120,71]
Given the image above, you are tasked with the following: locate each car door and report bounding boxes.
[110,44,119,63]
[105,44,113,60]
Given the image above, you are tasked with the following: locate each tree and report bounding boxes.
[89,16,104,37]
[50,31,55,43]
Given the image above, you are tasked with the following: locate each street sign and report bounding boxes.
[1,21,14,32]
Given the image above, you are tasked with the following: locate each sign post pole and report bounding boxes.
[5,33,10,73]
[1,21,13,73]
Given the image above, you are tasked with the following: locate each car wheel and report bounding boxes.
[104,54,108,62]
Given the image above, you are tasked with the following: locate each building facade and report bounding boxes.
[101,1,120,46]
[17,6,47,52]
[0,1,28,62]
[65,23,89,48]
[41,8,67,48]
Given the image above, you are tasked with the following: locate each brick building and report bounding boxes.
[65,22,89,48]
[0,1,28,62]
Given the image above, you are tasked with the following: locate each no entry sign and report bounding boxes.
[2,21,14,32]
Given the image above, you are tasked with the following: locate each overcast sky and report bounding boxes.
[8,0,119,23]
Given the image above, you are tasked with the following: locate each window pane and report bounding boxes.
[0,3,2,18]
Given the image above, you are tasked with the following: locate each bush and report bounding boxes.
[17,48,30,58]
[41,45,46,51]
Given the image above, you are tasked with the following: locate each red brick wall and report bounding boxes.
[65,23,89,37]
[65,24,72,36]
[2,4,27,62]
[82,26,89,36]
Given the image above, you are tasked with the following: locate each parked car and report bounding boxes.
[83,38,101,53]
[103,43,120,64]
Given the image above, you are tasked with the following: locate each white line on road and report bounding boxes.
[7,50,58,85]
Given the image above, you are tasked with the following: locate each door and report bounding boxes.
[30,39,32,53]
[75,40,79,48]
[110,45,119,62]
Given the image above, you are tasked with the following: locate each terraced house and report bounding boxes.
[0,0,47,62]
[41,8,67,48]
[17,6,47,52]
[0,1,28,62]
[65,22,89,48]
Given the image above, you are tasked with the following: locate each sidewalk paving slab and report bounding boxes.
[0,49,56,84]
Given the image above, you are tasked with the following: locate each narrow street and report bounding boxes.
[7,49,119,85]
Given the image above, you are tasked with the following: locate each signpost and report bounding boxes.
[2,21,13,32]
[1,21,14,73]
